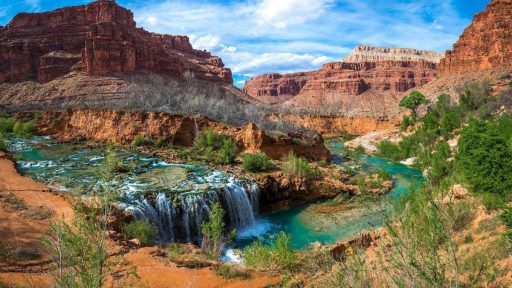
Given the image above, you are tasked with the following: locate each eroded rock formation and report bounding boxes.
[30,109,330,162]
[0,0,232,84]
[243,46,439,117]
[440,0,512,74]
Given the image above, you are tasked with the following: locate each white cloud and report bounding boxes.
[227,52,332,76]
[146,16,158,26]
[129,0,473,77]
[255,0,334,29]
[190,34,237,53]
[23,0,41,11]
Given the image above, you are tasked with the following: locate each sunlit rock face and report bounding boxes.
[0,0,232,84]
[440,0,512,74]
[243,46,440,118]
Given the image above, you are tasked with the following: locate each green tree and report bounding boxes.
[457,119,512,197]
[399,91,430,117]
[201,203,227,257]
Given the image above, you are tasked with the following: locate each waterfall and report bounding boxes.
[124,178,259,244]
[223,179,258,229]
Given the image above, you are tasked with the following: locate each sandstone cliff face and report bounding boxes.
[0,0,232,84]
[242,72,310,104]
[32,109,330,162]
[440,0,512,74]
[343,45,442,63]
[243,46,439,117]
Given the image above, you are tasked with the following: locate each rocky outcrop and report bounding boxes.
[343,45,443,63]
[255,171,353,212]
[30,109,330,162]
[242,72,310,104]
[244,46,439,117]
[440,0,512,74]
[0,0,231,84]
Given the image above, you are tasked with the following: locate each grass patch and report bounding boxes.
[214,264,250,279]
[282,152,318,178]
[243,231,297,271]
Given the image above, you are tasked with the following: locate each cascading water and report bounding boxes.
[125,178,259,244]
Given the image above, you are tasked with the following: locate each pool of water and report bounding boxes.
[232,138,424,249]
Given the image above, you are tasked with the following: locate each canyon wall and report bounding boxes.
[440,0,512,74]
[243,46,440,118]
[0,0,232,84]
[30,109,330,162]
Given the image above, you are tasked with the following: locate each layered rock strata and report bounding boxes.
[243,46,439,117]
[440,0,512,74]
[0,0,231,84]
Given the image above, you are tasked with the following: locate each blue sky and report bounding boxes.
[1,0,490,86]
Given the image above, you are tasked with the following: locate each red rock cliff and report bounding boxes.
[0,0,232,84]
[440,0,512,74]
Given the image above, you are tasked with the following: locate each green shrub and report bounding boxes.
[0,117,15,133]
[201,203,227,258]
[457,119,512,196]
[401,115,413,131]
[500,207,512,228]
[376,140,403,161]
[242,152,273,172]
[464,235,474,244]
[509,80,512,88]
[132,135,149,147]
[447,201,475,232]
[194,130,238,165]
[282,152,315,178]
[121,220,157,246]
[243,231,296,271]
[13,120,34,137]
[195,129,227,151]
[218,138,237,164]
[0,133,7,152]
[214,264,249,279]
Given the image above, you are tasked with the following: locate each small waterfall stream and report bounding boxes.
[126,178,260,244]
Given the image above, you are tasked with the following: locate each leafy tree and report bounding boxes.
[457,119,512,196]
[201,203,227,257]
[399,91,430,117]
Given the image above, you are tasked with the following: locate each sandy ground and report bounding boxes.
[0,152,277,288]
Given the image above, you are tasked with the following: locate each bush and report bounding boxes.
[121,220,157,245]
[457,119,512,196]
[0,117,15,133]
[214,264,249,279]
[242,152,273,172]
[194,130,238,165]
[201,203,227,258]
[376,140,403,161]
[12,120,34,137]
[132,135,149,147]
[218,138,237,164]
[447,201,475,232]
[194,129,227,151]
[282,152,316,178]
[401,115,413,131]
[243,231,296,271]
[0,133,7,152]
